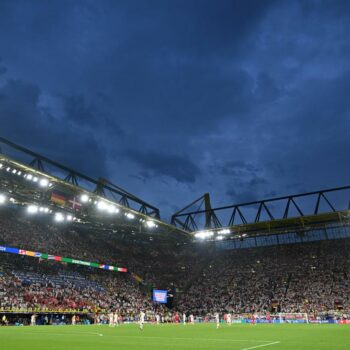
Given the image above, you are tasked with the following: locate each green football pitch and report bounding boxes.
[1,323,349,350]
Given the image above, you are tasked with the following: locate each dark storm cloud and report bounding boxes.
[127,150,200,184]
[0,76,108,177]
[1,0,350,220]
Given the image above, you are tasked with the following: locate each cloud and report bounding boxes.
[127,150,200,184]
[0,78,108,178]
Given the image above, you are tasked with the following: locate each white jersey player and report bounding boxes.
[31,314,36,326]
[109,312,114,327]
[226,313,232,326]
[183,313,187,325]
[215,313,220,329]
[189,314,194,324]
[114,312,119,326]
[139,311,145,330]
[155,314,160,325]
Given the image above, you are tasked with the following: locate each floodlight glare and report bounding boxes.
[107,205,116,214]
[33,177,38,182]
[146,220,156,228]
[39,178,49,187]
[125,212,135,219]
[218,229,230,235]
[80,194,89,203]
[27,205,39,214]
[26,174,33,180]
[216,235,224,241]
[54,213,65,222]
[0,194,6,204]
[0,163,3,169]
[194,230,214,239]
[66,215,73,221]
[97,201,108,210]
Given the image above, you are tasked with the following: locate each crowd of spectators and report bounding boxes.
[177,239,350,316]
[1,207,350,321]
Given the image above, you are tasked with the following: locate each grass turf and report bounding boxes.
[0,323,350,350]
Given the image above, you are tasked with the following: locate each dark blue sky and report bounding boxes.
[1,0,350,220]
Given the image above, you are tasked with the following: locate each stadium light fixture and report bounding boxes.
[218,229,230,235]
[27,205,39,214]
[26,174,33,180]
[33,177,38,182]
[216,235,224,241]
[107,204,117,214]
[6,167,10,172]
[12,169,17,174]
[0,163,3,169]
[39,178,49,187]
[80,194,89,203]
[39,207,50,213]
[66,214,73,221]
[146,220,156,228]
[195,230,214,239]
[0,194,6,204]
[54,212,65,222]
[97,200,108,211]
[125,212,135,219]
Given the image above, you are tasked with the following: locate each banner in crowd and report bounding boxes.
[0,245,127,273]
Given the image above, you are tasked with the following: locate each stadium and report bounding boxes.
[2,1,350,349]
[1,135,350,350]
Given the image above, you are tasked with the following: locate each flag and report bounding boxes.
[19,250,26,255]
[25,251,36,257]
[34,252,42,258]
[50,190,67,205]
[48,255,55,260]
[54,256,62,262]
[69,197,82,211]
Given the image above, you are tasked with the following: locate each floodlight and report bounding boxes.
[6,167,10,172]
[216,235,224,241]
[66,215,73,221]
[26,174,33,180]
[107,205,116,214]
[33,177,38,182]
[12,169,17,174]
[146,220,156,228]
[0,194,6,204]
[39,178,49,187]
[80,194,89,203]
[97,201,108,210]
[125,212,135,219]
[218,229,230,235]
[0,163,3,169]
[194,230,214,239]
[17,171,22,176]
[54,213,65,222]
[27,205,39,214]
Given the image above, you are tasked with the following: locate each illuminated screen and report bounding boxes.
[152,289,168,303]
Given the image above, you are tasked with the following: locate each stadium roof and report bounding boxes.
[0,137,190,244]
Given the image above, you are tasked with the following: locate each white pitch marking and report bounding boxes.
[241,341,280,350]
[104,334,278,344]
[16,331,103,337]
